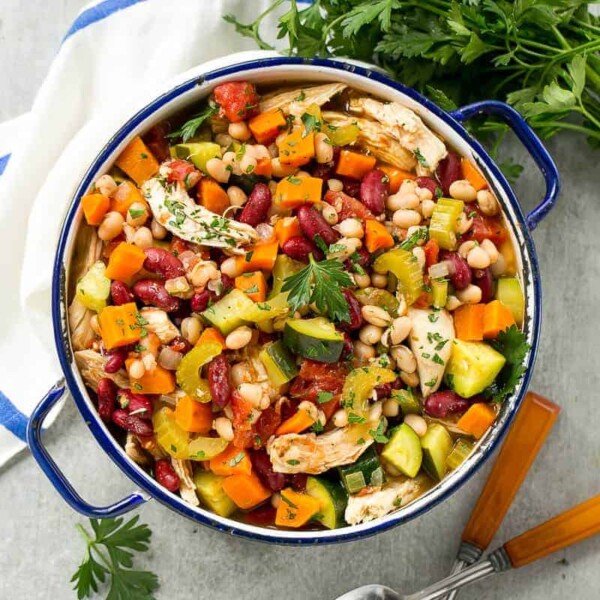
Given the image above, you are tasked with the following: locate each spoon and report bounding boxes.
[336,492,600,600]
[442,391,560,599]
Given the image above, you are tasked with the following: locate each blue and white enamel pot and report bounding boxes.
[27,52,559,545]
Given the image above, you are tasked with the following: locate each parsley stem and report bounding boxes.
[76,523,115,575]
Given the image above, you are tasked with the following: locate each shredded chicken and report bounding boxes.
[259,82,347,115]
[143,170,257,252]
[407,307,455,398]
[345,474,431,525]
[348,98,448,171]
[322,111,416,171]
[125,433,150,466]
[139,307,179,344]
[171,458,199,506]
[74,349,128,391]
[268,424,373,475]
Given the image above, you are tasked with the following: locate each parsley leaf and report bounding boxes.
[369,418,389,443]
[317,391,334,404]
[167,104,218,143]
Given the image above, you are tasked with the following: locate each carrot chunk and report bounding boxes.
[457,403,496,439]
[98,303,142,350]
[210,445,252,477]
[125,360,176,395]
[175,395,213,433]
[365,219,394,253]
[222,472,271,510]
[461,158,488,191]
[235,241,279,274]
[274,216,302,246]
[81,193,110,225]
[379,164,415,193]
[276,409,316,436]
[454,304,486,341]
[336,150,376,180]
[196,327,226,350]
[483,300,516,339]
[110,180,148,216]
[275,488,320,528]
[277,129,315,167]
[254,157,273,177]
[115,136,160,185]
[274,176,322,209]
[249,109,287,145]
[235,271,267,302]
[198,178,230,215]
[104,242,146,282]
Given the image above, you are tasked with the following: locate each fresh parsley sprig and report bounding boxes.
[71,516,158,600]
[167,104,219,143]
[281,254,353,323]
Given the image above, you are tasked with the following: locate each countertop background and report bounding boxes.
[1,1,599,599]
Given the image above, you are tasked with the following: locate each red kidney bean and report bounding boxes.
[239,183,272,226]
[424,390,470,418]
[244,504,276,526]
[191,289,216,312]
[340,289,363,331]
[440,251,472,291]
[341,332,354,359]
[289,473,308,491]
[340,177,361,198]
[143,123,171,162]
[207,354,232,408]
[110,281,134,306]
[310,161,336,181]
[111,408,129,429]
[155,459,180,492]
[97,378,117,423]
[126,414,154,437]
[416,176,440,197]
[133,279,181,312]
[251,449,286,492]
[104,347,128,374]
[360,169,389,215]
[297,205,339,245]
[169,336,193,355]
[436,152,462,196]
[282,236,323,262]
[220,273,234,294]
[375,378,403,399]
[118,389,153,419]
[473,267,494,303]
[143,247,185,280]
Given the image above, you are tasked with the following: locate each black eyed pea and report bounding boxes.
[98,211,124,241]
[477,189,500,216]
[391,345,416,373]
[225,326,253,350]
[456,284,482,305]
[390,316,412,345]
[466,246,492,269]
[449,179,477,202]
[359,324,383,346]
[361,305,393,328]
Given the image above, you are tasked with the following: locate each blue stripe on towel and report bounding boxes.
[63,0,148,41]
[0,154,10,176]
[0,391,28,442]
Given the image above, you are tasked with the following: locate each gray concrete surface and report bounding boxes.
[1,1,599,599]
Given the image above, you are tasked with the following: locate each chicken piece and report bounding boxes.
[268,424,374,475]
[143,169,257,252]
[345,474,431,525]
[125,433,150,466]
[139,307,179,344]
[322,111,416,171]
[348,98,448,171]
[74,349,129,391]
[259,82,347,115]
[407,307,455,398]
[69,298,96,351]
[171,458,199,507]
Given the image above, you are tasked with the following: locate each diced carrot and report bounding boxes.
[115,136,160,185]
[198,178,230,215]
[249,109,287,145]
[235,271,267,302]
[81,193,110,225]
[275,488,320,528]
[457,403,496,439]
[222,472,271,509]
[98,303,142,350]
[365,219,394,253]
[274,176,322,209]
[454,304,486,341]
[196,327,226,350]
[274,216,302,246]
[379,164,415,193]
[235,241,279,274]
[276,409,316,435]
[104,242,146,282]
[483,300,516,339]
[423,239,440,269]
[461,158,488,191]
[277,129,315,167]
[125,360,176,394]
[174,395,213,433]
[254,157,272,177]
[336,150,376,180]
[209,445,252,477]
[110,180,148,216]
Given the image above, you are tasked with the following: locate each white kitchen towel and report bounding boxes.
[0,0,290,465]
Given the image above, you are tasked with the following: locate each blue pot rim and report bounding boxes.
[51,56,541,545]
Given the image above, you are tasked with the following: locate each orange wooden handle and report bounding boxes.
[462,392,560,550]
[504,493,600,567]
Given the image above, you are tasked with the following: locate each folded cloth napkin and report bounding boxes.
[0,0,289,466]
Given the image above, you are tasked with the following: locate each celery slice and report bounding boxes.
[446,438,475,470]
[495,278,524,326]
[429,198,464,250]
[431,278,449,309]
[76,261,111,312]
[343,367,397,416]
[373,248,424,305]
[324,123,360,147]
[391,388,421,415]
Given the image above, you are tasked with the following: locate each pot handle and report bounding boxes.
[450,100,560,230]
[27,380,148,518]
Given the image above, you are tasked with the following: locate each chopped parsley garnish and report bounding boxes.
[301,112,321,135]
[369,419,389,443]
[348,413,367,424]
[227,452,246,468]
[167,104,218,142]
[317,391,334,404]
[414,148,428,168]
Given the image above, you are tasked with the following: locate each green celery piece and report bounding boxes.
[429,198,464,250]
[76,260,111,312]
[446,438,475,470]
[373,248,424,305]
[431,278,448,309]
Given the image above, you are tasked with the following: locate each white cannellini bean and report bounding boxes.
[491,252,507,277]
[391,345,416,373]
[321,203,338,225]
[133,226,153,249]
[456,284,482,304]
[142,353,157,371]
[231,362,251,387]
[296,170,311,179]
[467,246,492,269]
[354,273,371,289]
[158,347,183,370]
[227,185,247,207]
[188,261,219,288]
[371,273,388,289]
[393,209,422,228]
[95,174,117,197]
[412,246,426,270]
[240,153,257,175]
[333,409,349,428]
[406,226,428,245]
[228,121,252,141]
[128,359,145,380]
[359,324,383,346]
[399,180,416,194]
[396,295,408,317]
[415,186,433,201]
[390,316,412,345]
[252,145,271,161]
[271,157,298,178]
[400,370,420,387]
[98,211,124,241]
[457,212,473,235]
[270,493,281,509]
[327,178,344,192]
[298,400,319,422]
[477,189,499,216]
[380,329,391,348]
[459,240,478,259]
[387,192,420,211]
[353,340,376,361]
[151,218,167,240]
[315,132,334,164]
[337,218,364,239]
[226,326,253,350]
[206,157,231,183]
[403,414,428,437]
[382,398,400,418]
[237,383,263,407]
[327,237,362,260]
[220,256,242,278]
[213,417,234,442]
[420,199,436,218]
[361,305,393,327]
[480,239,499,264]
[449,179,477,202]
[181,316,202,345]
[445,295,463,311]
[368,401,383,423]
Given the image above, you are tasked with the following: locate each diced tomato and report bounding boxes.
[167,159,201,188]
[423,239,440,269]
[465,210,507,245]
[231,391,255,449]
[213,81,259,123]
[324,190,373,221]
[252,407,282,449]
[143,122,171,162]
[169,237,191,257]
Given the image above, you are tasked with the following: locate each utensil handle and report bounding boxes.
[462,392,560,550]
[450,100,560,230]
[27,380,148,518]
[503,493,600,568]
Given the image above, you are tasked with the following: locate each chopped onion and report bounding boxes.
[429,260,451,279]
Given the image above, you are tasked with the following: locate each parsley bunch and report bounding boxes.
[71,516,158,600]
[226,0,600,160]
